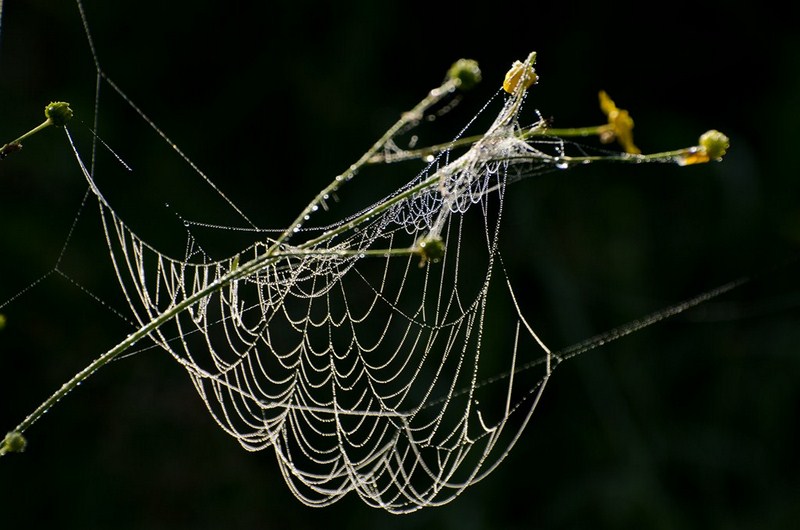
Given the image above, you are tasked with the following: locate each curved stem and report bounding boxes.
[1,82,457,448]
[0,118,54,159]
[0,57,719,456]
[271,77,460,250]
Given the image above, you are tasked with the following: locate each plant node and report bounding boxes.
[0,142,22,159]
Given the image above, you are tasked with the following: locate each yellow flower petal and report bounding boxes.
[503,60,538,94]
[598,90,640,155]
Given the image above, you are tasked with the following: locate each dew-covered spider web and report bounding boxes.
[70,54,572,511]
[0,0,759,514]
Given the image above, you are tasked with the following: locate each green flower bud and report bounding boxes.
[2,431,27,454]
[416,234,445,266]
[447,59,482,90]
[45,101,73,127]
[699,129,729,161]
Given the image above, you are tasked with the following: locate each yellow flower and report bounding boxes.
[598,90,640,155]
[503,58,538,94]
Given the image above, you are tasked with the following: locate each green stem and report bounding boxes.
[553,146,696,165]
[543,125,608,138]
[8,270,229,437]
[12,119,54,144]
[0,118,54,159]
[0,63,708,453]
[1,228,427,447]
[299,175,439,250]
[1,82,457,447]
[367,124,611,165]
[270,77,460,251]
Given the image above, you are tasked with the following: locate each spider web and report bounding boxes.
[68,51,562,510]
[0,0,759,514]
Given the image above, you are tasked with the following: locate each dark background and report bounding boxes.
[1,1,798,528]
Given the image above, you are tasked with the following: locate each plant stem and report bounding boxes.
[0,118,54,159]
[367,124,611,165]
[0,60,713,454]
[0,222,431,449]
[1,80,461,449]
[271,77,460,251]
